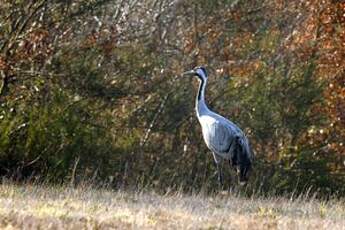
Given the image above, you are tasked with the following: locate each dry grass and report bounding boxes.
[0,184,344,229]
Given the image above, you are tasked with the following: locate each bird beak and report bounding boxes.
[182,70,196,76]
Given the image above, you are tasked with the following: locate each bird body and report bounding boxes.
[199,113,243,159]
[183,66,253,185]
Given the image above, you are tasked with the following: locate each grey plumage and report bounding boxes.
[183,66,253,185]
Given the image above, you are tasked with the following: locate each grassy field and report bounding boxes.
[0,184,344,229]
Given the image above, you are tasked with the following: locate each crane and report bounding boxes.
[182,66,253,186]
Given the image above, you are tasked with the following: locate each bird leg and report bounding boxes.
[216,163,223,187]
[212,153,223,188]
[228,160,233,188]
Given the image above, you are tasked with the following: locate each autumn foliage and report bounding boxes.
[0,0,344,196]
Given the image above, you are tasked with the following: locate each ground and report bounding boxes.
[0,184,344,229]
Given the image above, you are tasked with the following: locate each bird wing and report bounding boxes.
[200,117,236,155]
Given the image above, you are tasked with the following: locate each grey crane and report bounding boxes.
[183,66,253,186]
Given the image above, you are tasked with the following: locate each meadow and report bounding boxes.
[0,183,344,229]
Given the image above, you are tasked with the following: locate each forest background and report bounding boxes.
[0,0,344,197]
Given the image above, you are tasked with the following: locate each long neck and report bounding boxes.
[195,78,209,117]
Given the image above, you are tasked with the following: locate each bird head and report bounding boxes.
[232,136,253,185]
[182,66,208,81]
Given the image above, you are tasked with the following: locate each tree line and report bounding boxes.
[0,0,344,196]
